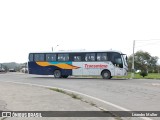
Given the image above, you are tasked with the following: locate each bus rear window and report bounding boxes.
[29,53,33,61]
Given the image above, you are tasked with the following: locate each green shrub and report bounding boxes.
[140,71,148,77]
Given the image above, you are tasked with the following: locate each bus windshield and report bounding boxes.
[122,54,128,67]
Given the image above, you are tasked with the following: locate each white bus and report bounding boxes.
[28,50,128,79]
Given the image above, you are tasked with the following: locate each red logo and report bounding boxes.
[85,64,108,69]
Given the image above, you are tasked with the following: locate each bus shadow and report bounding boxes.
[29,76,129,81]
[110,78,131,80]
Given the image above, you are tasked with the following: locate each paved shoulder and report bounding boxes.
[0,81,114,120]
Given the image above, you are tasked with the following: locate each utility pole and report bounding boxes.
[53,45,59,52]
[131,40,135,79]
[130,39,160,78]
[52,45,59,52]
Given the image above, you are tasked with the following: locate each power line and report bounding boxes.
[131,39,160,79]
[135,39,160,42]
[136,41,160,48]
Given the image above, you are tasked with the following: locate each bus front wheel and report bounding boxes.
[54,70,61,78]
[101,70,111,79]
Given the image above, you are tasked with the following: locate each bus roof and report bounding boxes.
[29,50,124,54]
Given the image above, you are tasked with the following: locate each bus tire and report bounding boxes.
[101,70,111,79]
[54,70,61,78]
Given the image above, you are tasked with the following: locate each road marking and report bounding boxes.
[145,83,160,87]
[1,81,152,120]
[151,83,160,86]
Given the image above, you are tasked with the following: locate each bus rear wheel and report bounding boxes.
[101,70,111,79]
[54,70,61,78]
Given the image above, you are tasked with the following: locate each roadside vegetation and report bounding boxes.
[128,51,159,73]
[125,50,160,79]
[113,72,160,79]
[49,88,82,100]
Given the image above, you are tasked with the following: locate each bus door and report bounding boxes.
[114,65,124,76]
[109,52,124,76]
[114,56,124,76]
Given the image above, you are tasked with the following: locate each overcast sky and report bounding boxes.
[0,0,160,63]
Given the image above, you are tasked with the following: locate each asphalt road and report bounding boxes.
[0,73,160,112]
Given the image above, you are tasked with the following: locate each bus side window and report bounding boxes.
[34,54,44,61]
[97,53,107,61]
[74,56,81,61]
[58,54,62,61]
[91,54,95,61]
[85,53,95,61]
[85,54,88,61]
[102,53,107,61]
[46,54,56,61]
[97,55,101,61]
[64,54,69,61]
[58,54,69,61]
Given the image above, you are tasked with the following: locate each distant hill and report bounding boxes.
[1,62,20,69]
[0,62,27,71]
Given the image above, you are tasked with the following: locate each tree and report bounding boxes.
[3,65,9,72]
[156,65,160,74]
[148,56,159,73]
[128,50,159,73]
[140,71,148,77]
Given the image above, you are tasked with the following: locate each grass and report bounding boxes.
[49,88,82,100]
[49,88,122,119]
[73,73,160,79]
[113,72,160,79]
